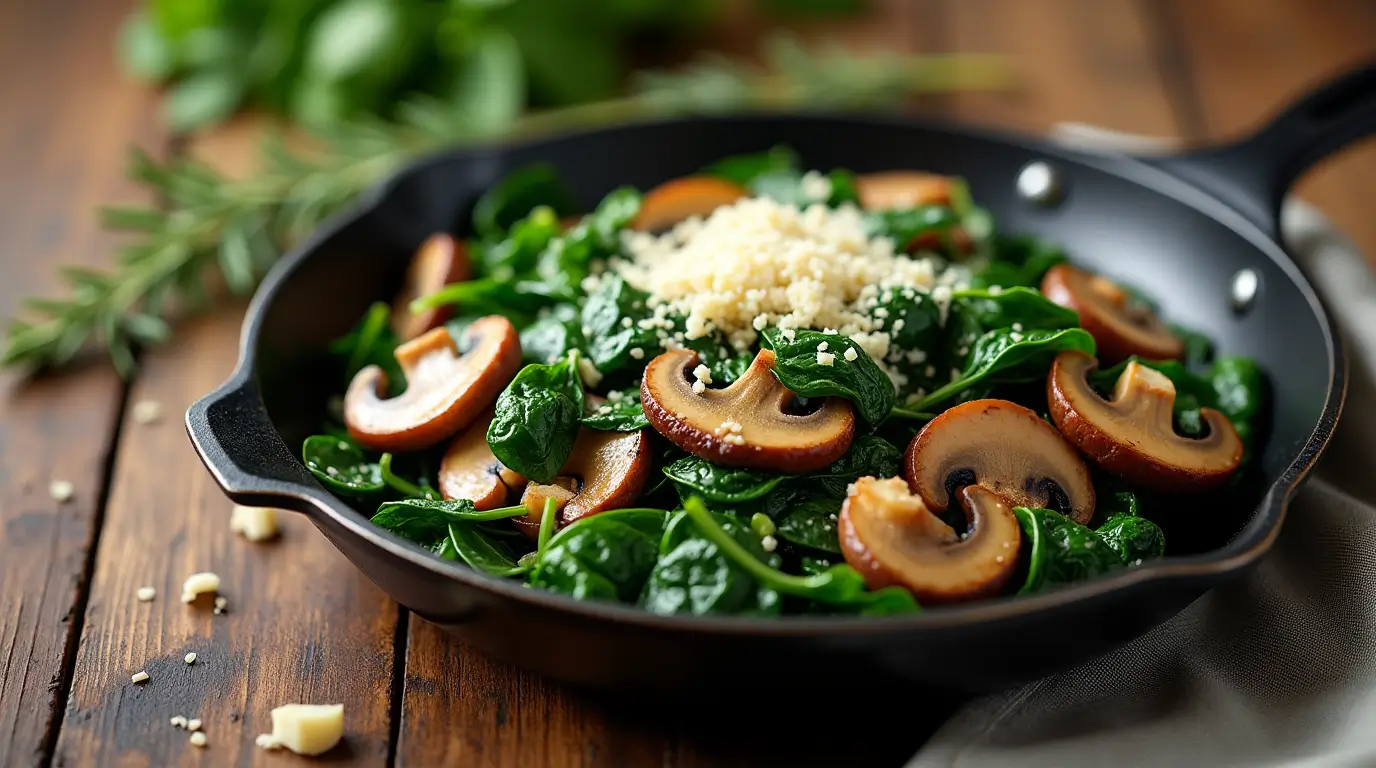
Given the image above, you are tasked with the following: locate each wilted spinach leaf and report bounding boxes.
[528,508,669,603]
[303,435,383,495]
[640,509,784,617]
[448,522,530,578]
[664,456,786,504]
[581,394,650,432]
[581,274,660,375]
[519,305,583,365]
[1096,513,1166,565]
[1210,356,1265,459]
[371,498,524,547]
[952,287,1080,335]
[473,163,576,238]
[1173,324,1215,369]
[915,327,1096,411]
[775,498,843,554]
[969,235,1068,289]
[701,145,799,186]
[327,301,401,384]
[863,205,962,250]
[1014,506,1122,594]
[477,205,561,278]
[487,355,585,482]
[761,327,896,425]
[795,435,901,498]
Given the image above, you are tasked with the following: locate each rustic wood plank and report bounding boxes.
[0,1,161,764]
[51,129,401,765]
[1161,0,1376,264]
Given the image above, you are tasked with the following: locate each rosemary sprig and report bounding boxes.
[2,39,1012,375]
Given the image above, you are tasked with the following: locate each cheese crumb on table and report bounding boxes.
[189,732,208,747]
[49,480,74,503]
[131,671,150,684]
[188,718,203,732]
[181,572,220,603]
[170,716,188,728]
[257,704,345,756]
[184,652,197,664]
[131,399,163,425]
[213,596,229,615]
[230,505,280,541]
[136,587,156,602]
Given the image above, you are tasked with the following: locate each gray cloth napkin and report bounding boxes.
[907,125,1376,768]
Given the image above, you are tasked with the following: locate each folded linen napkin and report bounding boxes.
[906,124,1376,768]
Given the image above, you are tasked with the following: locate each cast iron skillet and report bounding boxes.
[187,63,1375,693]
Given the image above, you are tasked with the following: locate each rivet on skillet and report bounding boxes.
[1016,161,1064,206]
[1231,268,1259,313]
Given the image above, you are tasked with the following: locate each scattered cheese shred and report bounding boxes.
[136,587,157,602]
[188,718,203,732]
[189,732,208,747]
[213,596,229,615]
[257,704,345,756]
[170,716,188,728]
[131,671,150,684]
[230,505,280,541]
[49,480,74,503]
[184,652,197,665]
[181,572,220,603]
[132,399,163,425]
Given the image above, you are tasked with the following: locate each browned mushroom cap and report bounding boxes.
[510,429,652,539]
[856,171,953,210]
[631,177,747,232]
[438,408,528,509]
[905,399,1095,524]
[390,233,472,341]
[839,478,1021,604]
[1041,264,1184,363]
[345,317,521,453]
[641,348,855,474]
[1048,351,1243,492]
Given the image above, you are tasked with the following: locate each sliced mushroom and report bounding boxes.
[390,233,472,341]
[345,317,521,453]
[632,177,747,232]
[905,399,1095,524]
[1041,264,1183,363]
[856,171,953,210]
[641,348,855,474]
[839,478,1021,604]
[511,428,652,539]
[438,409,528,509]
[1048,350,1243,492]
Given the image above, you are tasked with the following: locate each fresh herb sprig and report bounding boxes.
[2,39,1011,375]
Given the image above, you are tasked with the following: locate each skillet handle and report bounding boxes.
[1147,61,1376,236]
[185,374,323,512]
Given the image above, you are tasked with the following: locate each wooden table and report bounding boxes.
[3,0,1374,765]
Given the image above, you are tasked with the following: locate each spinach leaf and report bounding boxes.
[796,435,901,498]
[487,354,585,483]
[863,205,962,250]
[477,205,561,278]
[411,276,548,326]
[750,168,861,208]
[581,274,660,375]
[448,522,531,578]
[1173,323,1215,369]
[969,235,1068,289]
[663,456,786,504]
[952,287,1080,334]
[303,435,383,495]
[528,508,670,603]
[472,163,576,238]
[671,498,920,615]
[519,306,583,365]
[1210,356,1265,459]
[775,498,843,554]
[867,288,943,392]
[640,509,784,617]
[584,186,643,250]
[378,453,436,500]
[914,327,1096,411]
[701,145,799,186]
[1096,513,1166,565]
[581,394,650,432]
[371,498,525,547]
[1014,507,1122,594]
[533,187,641,300]
[327,301,401,384]
[681,330,754,385]
[761,327,896,425]
[799,556,837,576]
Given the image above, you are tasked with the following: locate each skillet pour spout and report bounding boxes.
[185,61,1371,691]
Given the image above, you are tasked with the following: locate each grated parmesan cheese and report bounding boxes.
[230,505,280,541]
[843,347,859,362]
[181,572,220,603]
[817,351,836,366]
[137,586,157,602]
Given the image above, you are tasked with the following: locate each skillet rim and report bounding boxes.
[187,112,1347,637]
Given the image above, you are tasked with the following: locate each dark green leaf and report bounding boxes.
[970,235,1068,289]
[761,327,896,425]
[663,456,786,504]
[1173,324,1215,369]
[775,498,842,554]
[473,163,576,239]
[448,522,530,577]
[581,274,659,374]
[519,310,583,365]
[951,287,1080,334]
[487,356,584,483]
[529,508,670,603]
[1014,506,1122,594]
[303,435,384,495]
[915,327,1096,411]
[639,509,784,616]
[581,395,650,432]
[328,301,401,384]
[795,435,901,498]
[449,29,525,133]
[701,145,799,186]
[161,70,246,134]
[478,205,562,278]
[863,205,962,249]
[491,0,622,105]
[1096,513,1166,565]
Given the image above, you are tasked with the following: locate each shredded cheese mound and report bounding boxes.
[614,197,962,360]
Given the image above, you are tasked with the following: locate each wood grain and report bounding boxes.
[0,0,160,764]
[50,138,401,765]
[1162,0,1376,263]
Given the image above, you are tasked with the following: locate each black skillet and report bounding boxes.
[186,63,1374,693]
